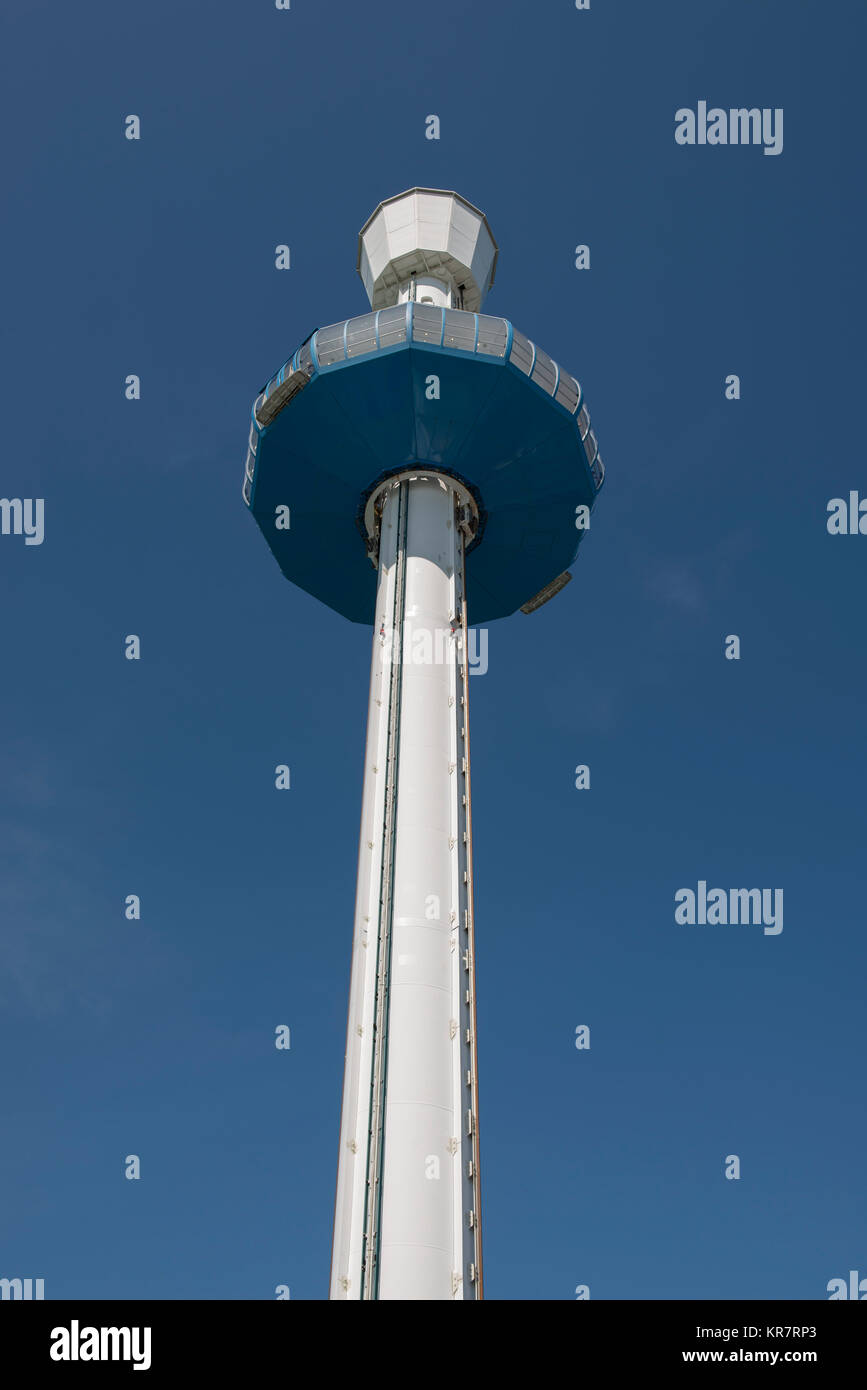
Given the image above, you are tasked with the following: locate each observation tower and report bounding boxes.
[242,188,605,1299]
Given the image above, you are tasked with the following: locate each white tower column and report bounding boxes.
[330,473,483,1300]
[396,275,455,307]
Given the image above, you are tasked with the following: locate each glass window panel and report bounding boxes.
[476,315,508,357]
[443,309,476,352]
[346,312,377,357]
[555,374,578,413]
[377,305,407,348]
[314,321,347,365]
[530,347,557,395]
[509,329,533,375]
[412,304,444,343]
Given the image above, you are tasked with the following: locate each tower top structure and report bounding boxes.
[357,187,498,311]
[243,187,604,625]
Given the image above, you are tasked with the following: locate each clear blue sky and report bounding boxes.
[1,0,864,1299]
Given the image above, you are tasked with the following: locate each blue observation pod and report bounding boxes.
[242,188,604,625]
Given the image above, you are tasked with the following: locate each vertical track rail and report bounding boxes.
[459,530,484,1296]
[361,482,407,1299]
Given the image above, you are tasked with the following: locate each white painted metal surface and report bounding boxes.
[357,188,498,312]
[396,274,453,307]
[330,474,482,1300]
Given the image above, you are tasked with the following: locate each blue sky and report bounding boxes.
[1,0,864,1299]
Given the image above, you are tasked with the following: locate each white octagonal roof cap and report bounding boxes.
[357,188,498,311]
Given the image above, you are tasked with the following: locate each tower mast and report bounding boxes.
[331,472,482,1299]
[242,187,605,1300]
